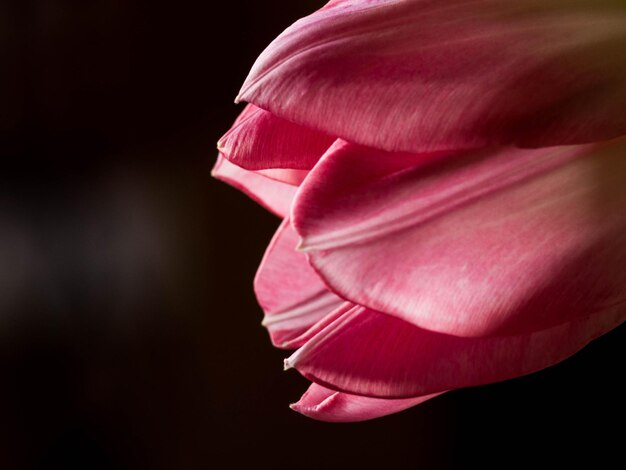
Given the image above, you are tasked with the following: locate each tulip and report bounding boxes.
[213,0,626,422]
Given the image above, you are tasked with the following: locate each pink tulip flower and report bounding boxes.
[213,0,626,422]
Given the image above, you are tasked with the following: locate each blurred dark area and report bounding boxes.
[0,1,623,469]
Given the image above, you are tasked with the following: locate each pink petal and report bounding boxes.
[276,303,355,351]
[238,0,626,152]
[217,104,334,171]
[254,219,344,348]
[211,155,296,218]
[256,168,309,186]
[286,304,625,398]
[293,138,626,337]
[291,383,441,423]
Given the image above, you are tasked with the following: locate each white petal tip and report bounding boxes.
[234,94,242,104]
[295,241,310,252]
[283,358,294,371]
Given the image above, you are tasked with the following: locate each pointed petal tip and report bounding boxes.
[216,132,230,153]
[209,154,296,217]
[234,94,242,104]
[288,397,323,420]
[209,158,222,179]
[284,346,306,371]
[288,400,315,419]
[295,240,311,253]
[295,234,332,252]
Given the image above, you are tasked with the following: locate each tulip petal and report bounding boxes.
[218,104,335,170]
[238,0,626,152]
[293,138,626,337]
[291,383,441,422]
[211,155,296,218]
[286,304,625,398]
[276,303,355,351]
[256,168,309,186]
[255,219,345,348]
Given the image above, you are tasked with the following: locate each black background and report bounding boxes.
[0,1,623,468]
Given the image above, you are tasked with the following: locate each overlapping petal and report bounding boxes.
[254,219,344,348]
[291,383,440,422]
[293,138,626,337]
[286,304,625,398]
[211,156,297,218]
[213,0,626,422]
[218,104,335,170]
[238,0,626,152]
